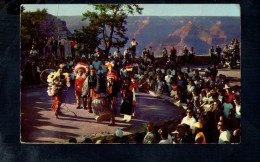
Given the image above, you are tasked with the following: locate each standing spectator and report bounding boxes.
[29,45,38,60]
[182,46,189,65]
[148,46,155,63]
[162,47,168,58]
[59,37,66,59]
[70,40,76,58]
[123,48,130,60]
[38,37,46,59]
[216,44,222,63]
[113,47,121,59]
[209,46,216,64]
[170,46,177,61]
[92,57,101,71]
[50,36,58,58]
[44,38,51,58]
[100,60,108,73]
[188,46,195,65]
[130,38,138,55]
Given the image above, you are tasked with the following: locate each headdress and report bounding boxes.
[90,68,97,73]
[74,62,88,74]
[59,64,65,69]
[125,65,133,71]
[106,62,114,70]
[107,70,117,80]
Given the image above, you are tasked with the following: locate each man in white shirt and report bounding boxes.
[217,121,231,144]
[59,37,66,58]
[165,70,172,94]
[158,127,172,144]
[181,108,197,134]
[113,47,121,58]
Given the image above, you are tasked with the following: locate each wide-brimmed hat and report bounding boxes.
[223,84,231,89]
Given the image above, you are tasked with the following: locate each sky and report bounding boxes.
[23,4,240,17]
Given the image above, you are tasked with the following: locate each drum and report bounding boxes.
[91,97,112,122]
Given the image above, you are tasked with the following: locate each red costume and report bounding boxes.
[74,62,88,108]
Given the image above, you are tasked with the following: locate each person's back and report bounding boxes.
[93,59,101,70]
[96,75,107,94]
[143,122,156,144]
[158,127,172,144]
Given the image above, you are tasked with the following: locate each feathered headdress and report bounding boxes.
[106,62,114,70]
[107,70,118,80]
[46,68,71,96]
[125,65,133,71]
[74,62,88,75]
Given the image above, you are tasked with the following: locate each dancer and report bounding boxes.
[74,62,88,109]
[106,62,119,126]
[82,68,98,113]
[125,65,137,115]
[47,64,70,117]
[120,77,134,122]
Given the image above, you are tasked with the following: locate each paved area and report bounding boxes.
[21,87,184,143]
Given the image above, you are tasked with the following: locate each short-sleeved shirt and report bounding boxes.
[143,131,155,144]
[223,102,233,117]
[218,130,231,144]
[159,139,172,144]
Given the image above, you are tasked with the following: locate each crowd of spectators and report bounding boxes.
[21,37,240,144]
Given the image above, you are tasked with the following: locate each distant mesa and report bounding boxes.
[46,15,240,55]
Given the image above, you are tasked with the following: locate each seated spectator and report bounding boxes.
[170,80,179,99]
[217,121,231,144]
[230,128,240,143]
[158,127,172,144]
[193,121,206,144]
[181,108,197,134]
[165,70,173,94]
[172,124,193,144]
[222,96,234,118]
[233,96,241,119]
[143,122,156,144]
